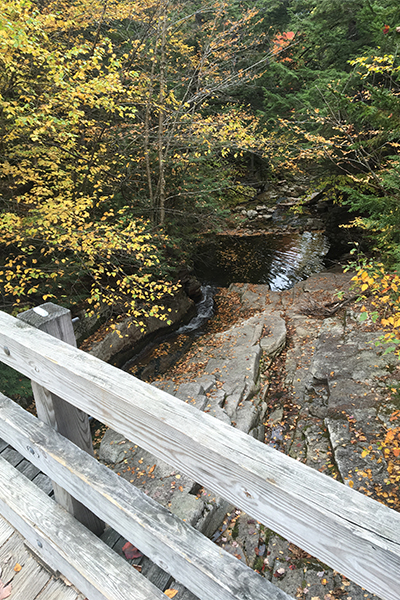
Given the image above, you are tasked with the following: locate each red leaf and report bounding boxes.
[383,25,390,34]
[0,580,12,600]
[122,542,143,560]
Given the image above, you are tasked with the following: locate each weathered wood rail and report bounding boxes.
[0,304,399,600]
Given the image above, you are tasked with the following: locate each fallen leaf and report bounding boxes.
[14,563,22,572]
[164,589,178,598]
[0,580,12,600]
[148,465,155,474]
[122,542,143,560]
[274,567,285,579]
[321,578,327,585]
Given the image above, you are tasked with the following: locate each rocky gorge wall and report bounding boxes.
[98,271,400,600]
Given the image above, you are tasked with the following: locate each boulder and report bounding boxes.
[88,288,194,364]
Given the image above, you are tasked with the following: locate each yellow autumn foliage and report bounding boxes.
[0,0,177,318]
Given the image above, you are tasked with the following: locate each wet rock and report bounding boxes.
[182,276,203,302]
[88,288,194,364]
[228,283,270,311]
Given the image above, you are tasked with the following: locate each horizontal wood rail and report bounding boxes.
[0,392,290,600]
[0,307,399,600]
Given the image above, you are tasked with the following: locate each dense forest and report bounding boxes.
[1,0,400,330]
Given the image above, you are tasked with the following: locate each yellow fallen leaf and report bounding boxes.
[14,564,22,573]
[164,590,178,598]
[321,578,327,585]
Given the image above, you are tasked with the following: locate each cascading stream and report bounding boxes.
[124,230,330,380]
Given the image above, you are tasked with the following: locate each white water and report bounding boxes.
[176,285,215,334]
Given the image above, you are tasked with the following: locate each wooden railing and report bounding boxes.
[0,304,399,600]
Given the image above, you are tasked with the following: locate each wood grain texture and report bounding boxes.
[35,577,85,600]
[0,455,168,600]
[0,529,51,599]
[0,393,293,600]
[0,516,84,600]
[1,309,400,599]
[0,514,14,545]
[17,303,103,535]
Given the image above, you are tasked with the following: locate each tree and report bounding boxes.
[1,0,298,319]
[0,0,177,320]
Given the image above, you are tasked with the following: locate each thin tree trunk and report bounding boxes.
[145,59,155,219]
[158,1,168,226]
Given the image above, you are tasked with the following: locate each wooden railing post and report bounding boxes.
[18,303,104,535]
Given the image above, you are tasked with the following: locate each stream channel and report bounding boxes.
[123,229,329,381]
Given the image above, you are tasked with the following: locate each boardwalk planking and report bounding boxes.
[0,515,84,600]
[0,309,399,599]
[0,456,170,600]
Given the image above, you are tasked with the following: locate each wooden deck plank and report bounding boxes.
[17,458,41,481]
[0,531,51,600]
[0,456,168,600]
[34,577,84,600]
[0,446,24,468]
[31,472,53,495]
[0,514,14,545]
[99,526,121,549]
[101,528,198,598]
[0,310,399,599]
[0,515,85,600]
[140,559,172,592]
